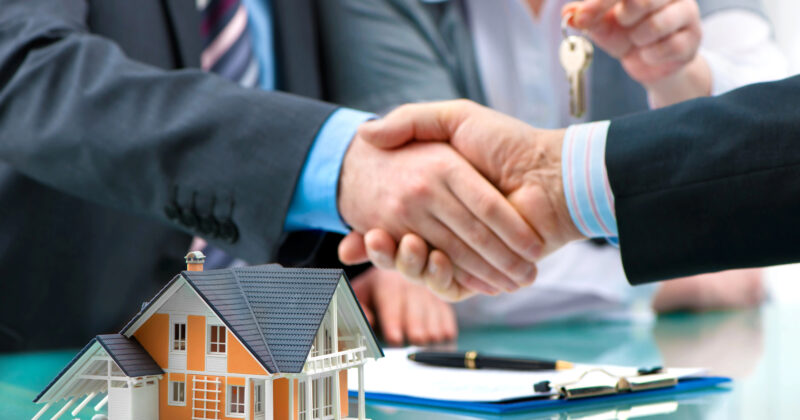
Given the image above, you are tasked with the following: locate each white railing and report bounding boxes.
[303,346,366,375]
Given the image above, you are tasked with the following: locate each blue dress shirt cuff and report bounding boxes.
[284,108,375,234]
[562,121,619,245]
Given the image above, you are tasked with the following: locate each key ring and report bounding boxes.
[561,10,574,41]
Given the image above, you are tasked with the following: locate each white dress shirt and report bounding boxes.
[455,0,789,327]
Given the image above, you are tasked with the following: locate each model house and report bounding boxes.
[32,252,383,420]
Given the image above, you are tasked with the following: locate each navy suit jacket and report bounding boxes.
[0,0,334,350]
[607,75,800,284]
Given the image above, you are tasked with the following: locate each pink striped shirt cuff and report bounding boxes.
[562,121,619,245]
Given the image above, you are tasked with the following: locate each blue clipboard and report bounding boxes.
[348,376,731,415]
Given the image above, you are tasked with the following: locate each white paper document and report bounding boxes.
[349,348,705,403]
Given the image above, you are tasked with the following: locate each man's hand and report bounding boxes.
[565,0,710,106]
[352,267,458,346]
[338,131,542,300]
[340,101,585,288]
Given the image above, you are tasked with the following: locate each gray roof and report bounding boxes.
[34,334,161,403]
[182,265,351,374]
[96,334,163,377]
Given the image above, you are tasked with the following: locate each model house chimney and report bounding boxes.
[185,251,206,272]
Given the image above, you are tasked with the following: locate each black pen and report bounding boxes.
[408,350,574,371]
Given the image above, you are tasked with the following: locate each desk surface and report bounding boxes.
[3,303,798,419]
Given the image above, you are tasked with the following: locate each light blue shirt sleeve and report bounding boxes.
[283,108,375,233]
[562,121,619,245]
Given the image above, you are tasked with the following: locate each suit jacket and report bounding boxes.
[0,0,333,350]
[606,75,800,284]
[316,0,766,118]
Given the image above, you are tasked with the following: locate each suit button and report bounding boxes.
[219,220,239,243]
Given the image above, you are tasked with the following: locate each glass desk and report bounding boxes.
[3,303,798,419]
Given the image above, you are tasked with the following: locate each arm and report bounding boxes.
[352,76,800,289]
[0,0,334,263]
[607,75,800,283]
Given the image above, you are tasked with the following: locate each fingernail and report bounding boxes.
[368,249,394,269]
[527,243,543,260]
[427,261,439,276]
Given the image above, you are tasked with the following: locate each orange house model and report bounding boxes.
[32,252,383,420]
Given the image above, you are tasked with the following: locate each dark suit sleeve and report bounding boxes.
[606,75,800,284]
[0,0,339,263]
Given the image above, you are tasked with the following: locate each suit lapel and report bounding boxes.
[271,0,323,98]
[162,0,203,68]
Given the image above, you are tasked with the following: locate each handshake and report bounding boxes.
[337,100,586,301]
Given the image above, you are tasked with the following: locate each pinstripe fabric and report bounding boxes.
[562,121,619,244]
[200,0,260,86]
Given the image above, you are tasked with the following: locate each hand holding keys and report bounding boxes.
[559,12,593,118]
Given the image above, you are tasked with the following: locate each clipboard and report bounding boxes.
[347,348,731,415]
[347,376,731,415]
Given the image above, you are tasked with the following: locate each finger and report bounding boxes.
[439,297,459,341]
[357,100,481,149]
[422,248,455,294]
[616,0,672,28]
[629,0,699,47]
[452,267,498,298]
[364,229,398,270]
[585,8,634,59]
[395,234,428,282]
[566,0,619,29]
[424,257,486,302]
[638,24,700,64]
[421,214,522,293]
[404,287,429,345]
[351,272,375,325]
[338,232,369,265]
[447,165,544,276]
[362,305,375,327]
[373,273,407,346]
[423,290,447,343]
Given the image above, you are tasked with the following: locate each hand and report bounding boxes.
[653,269,765,313]
[352,267,458,346]
[340,101,585,285]
[565,0,710,106]
[338,130,542,300]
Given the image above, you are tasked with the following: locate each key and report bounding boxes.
[559,35,593,118]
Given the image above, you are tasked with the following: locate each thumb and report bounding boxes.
[338,232,369,265]
[357,100,478,149]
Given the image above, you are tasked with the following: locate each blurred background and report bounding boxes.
[765,0,800,72]
[756,0,800,302]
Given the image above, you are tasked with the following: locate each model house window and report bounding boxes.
[254,384,264,414]
[169,381,185,405]
[299,381,307,420]
[228,385,245,416]
[172,322,186,351]
[209,325,226,354]
[323,375,333,416]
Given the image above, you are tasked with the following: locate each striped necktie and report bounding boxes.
[199,0,261,87]
[191,0,260,269]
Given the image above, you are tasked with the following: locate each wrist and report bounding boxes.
[644,55,711,108]
[506,128,584,252]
